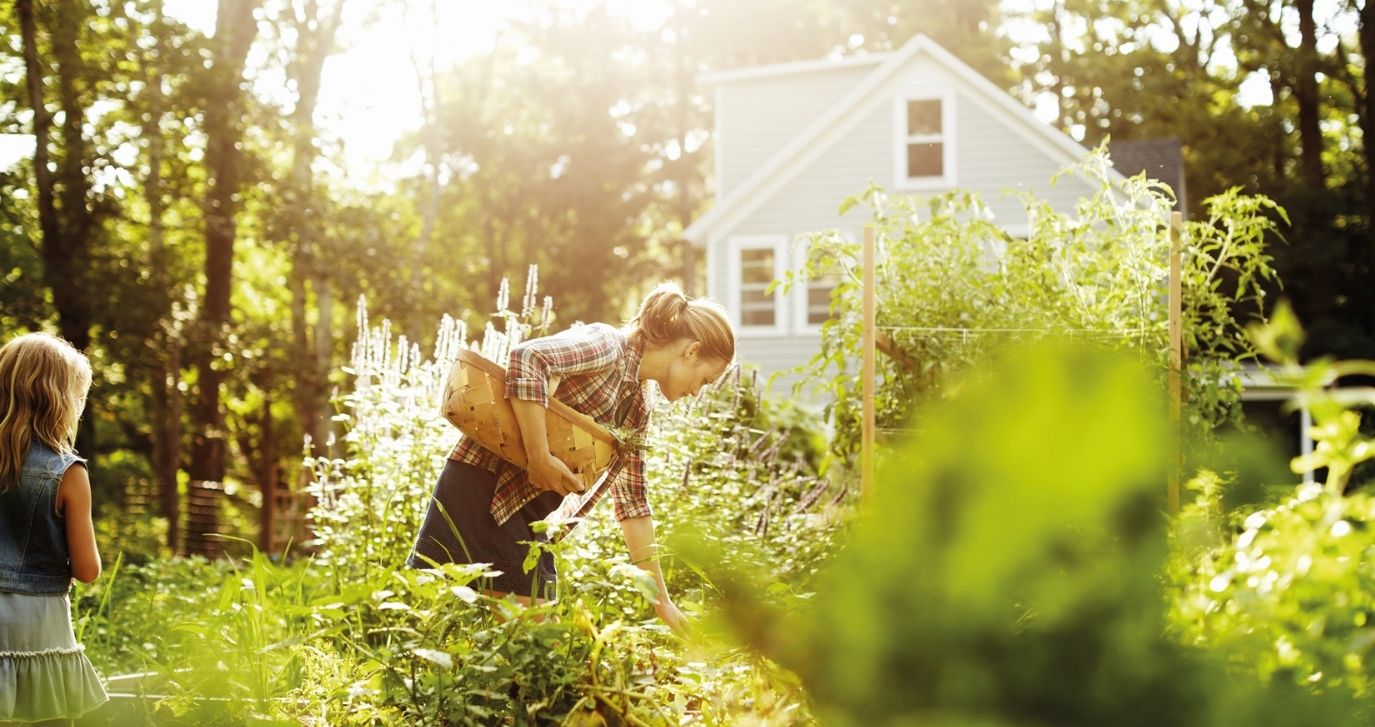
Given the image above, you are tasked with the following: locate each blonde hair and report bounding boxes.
[0,333,92,490]
[626,282,736,364]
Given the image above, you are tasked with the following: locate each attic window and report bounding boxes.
[904,99,944,178]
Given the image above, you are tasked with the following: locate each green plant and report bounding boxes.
[787,147,1281,464]
[711,339,1360,726]
[82,267,842,724]
[1171,303,1375,702]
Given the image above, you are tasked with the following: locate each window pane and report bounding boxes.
[907,142,943,178]
[807,286,830,324]
[808,280,837,325]
[742,309,775,326]
[741,248,775,285]
[741,287,775,326]
[907,99,942,136]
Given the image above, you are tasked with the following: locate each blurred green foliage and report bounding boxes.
[708,340,1363,726]
[1172,304,1375,703]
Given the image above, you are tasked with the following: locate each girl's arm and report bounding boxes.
[55,464,101,583]
[620,515,687,634]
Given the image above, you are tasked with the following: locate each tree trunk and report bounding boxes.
[258,386,276,554]
[313,274,334,457]
[140,0,183,553]
[1283,0,1331,339]
[408,1,444,335]
[1359,3,1375,285]
[1270,72,1287,181]
[188,0,261,555]
[20,0,97,458]
[48,2,96,355]
[1294,0,1325,192]
[1046,0,1070,133]
[675,15,695,295]
[151,340,182,552]
[283,1,345,462]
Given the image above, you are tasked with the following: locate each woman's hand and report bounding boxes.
[511,398,585,496]
[620,516,686,634]
[655,596,689,635]
[527,453,585,496]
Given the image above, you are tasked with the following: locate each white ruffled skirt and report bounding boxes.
[0,591,108,722]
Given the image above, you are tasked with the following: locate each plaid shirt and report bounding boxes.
[450,322,653,530]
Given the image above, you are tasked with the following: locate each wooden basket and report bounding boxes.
[441,349,618,492]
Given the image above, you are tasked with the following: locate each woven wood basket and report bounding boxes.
[441,349,618,492]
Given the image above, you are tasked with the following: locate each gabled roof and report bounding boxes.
[697,52,891,86]
[685,34,1118,245]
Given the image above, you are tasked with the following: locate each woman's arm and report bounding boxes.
[506,324,620,408]
[512,398,585,496]
[621,515,687,634]
[55,464,101,583]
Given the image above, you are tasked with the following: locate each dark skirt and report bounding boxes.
[407,460,561,599]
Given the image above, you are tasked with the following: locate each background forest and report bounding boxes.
[2,0,1371,554]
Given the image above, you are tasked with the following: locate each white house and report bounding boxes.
[684,34,1137,387]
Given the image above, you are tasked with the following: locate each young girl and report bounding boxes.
[0,333,107,723]
[410,283,735,631]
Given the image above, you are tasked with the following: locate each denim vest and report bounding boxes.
[0,440,82,595]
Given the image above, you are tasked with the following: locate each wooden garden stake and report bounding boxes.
[862,225,876,505]
[1168,211,1183,515]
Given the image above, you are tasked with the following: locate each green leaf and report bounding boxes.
[450,585,479,604]
[411,648,453,670]
[839,194,860,215]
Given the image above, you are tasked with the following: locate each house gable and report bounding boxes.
[694,35,1129,393]
[687,34,1119,249]
[705,47,1105,333]
[730,81,1102,237]
[713,62,882,197]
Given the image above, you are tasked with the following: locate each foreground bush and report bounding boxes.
[709,340,1362,726]
[1172,306,1375,703]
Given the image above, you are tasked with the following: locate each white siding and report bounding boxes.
[732,97,887,235]
[737,334,829,400]
[738,58,1097,236]
[945,98,1098,222]
[717,64,876,197]
[709,51,1100,389]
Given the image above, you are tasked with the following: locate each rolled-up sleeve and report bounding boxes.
[506,324,621,407]
[605,450,652,521]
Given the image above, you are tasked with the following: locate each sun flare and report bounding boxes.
[164,0,672,187]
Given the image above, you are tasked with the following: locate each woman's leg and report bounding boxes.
[409,461,560,599]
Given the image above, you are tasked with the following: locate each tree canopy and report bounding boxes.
[2,0,1372,553]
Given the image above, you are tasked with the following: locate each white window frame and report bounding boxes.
[792,231,852,335]
[892,91,956,191]
[727,234,789,336]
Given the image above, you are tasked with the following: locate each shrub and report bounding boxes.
[1171,305,1375,705]
[83,268,843,724]
[712,339,1361,726]
[789,149,1282,464]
